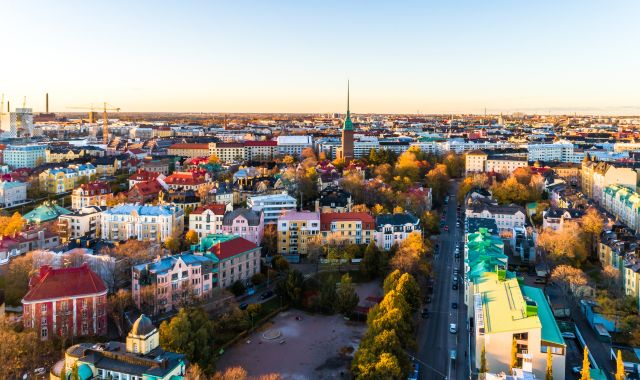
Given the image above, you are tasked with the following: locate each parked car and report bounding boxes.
[408,361,420,380]
[425,296,432,303]
[444,225,449,232]
[561,332,576,339]
[449,323,457,333]
[534,277,547,284]
[451,302,458,309]
[452,283,458,290]
[421,308,430,318]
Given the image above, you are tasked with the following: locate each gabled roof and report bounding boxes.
[191,204,226,216]
[222,208,262,226]
[23,264,106,302]
[129,169,160,182]
[375,212,419,226]
[129,180,163,197]
[23,203,72,223]
[320,212,375,230]
[194,234,259,260]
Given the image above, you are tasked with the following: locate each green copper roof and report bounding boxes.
[343,81,353,131]
[24,202,72,224]
[521,285,565,346]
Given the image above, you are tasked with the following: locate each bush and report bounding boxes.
[230,281,246,296]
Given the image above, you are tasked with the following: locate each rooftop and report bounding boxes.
[23,264,107,303]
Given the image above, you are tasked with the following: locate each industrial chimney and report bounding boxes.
[46,93,49,113]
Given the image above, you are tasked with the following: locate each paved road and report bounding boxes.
[418,181,469,380]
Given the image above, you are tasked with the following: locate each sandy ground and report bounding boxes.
[217,282,382,379]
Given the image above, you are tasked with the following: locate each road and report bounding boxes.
[418,180,469,380]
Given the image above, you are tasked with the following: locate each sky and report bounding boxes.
[3,0,640,114]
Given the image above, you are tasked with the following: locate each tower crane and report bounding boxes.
[68,102,120,145]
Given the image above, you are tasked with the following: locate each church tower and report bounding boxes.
[339,81,354,163]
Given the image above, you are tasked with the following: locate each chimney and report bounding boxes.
[45,93,49,113]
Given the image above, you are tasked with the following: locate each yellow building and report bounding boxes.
[277,211,321,261]
[39,164,96,194]
[320,212,376,246]
[167,143,210,158]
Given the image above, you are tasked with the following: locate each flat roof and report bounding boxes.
[521,286,565,346]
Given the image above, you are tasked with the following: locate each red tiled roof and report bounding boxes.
[168,143,210,150]
[23,264,106,303]
[164,172,206,186]
[320,212,375,230]
[210,236,259,260]
[191,203,226,215]
[244,140,277,147]
[129,169,160,182]
[217,142,244,148]
[129,180,163,196]
[75,181,111,196]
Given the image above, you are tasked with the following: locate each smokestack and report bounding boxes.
[7,101,9,112]
[46,93,49,113]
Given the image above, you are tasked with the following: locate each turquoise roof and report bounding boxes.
[66,364,93,380]
[343,81,353,131]
[522,285,565,346]
[465,228,508,281]
[24,203,71,223]
[104,204,180,217]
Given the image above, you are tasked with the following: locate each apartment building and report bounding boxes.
[465,201,527,232]
[276,135,313,156]
[602,185,640,233]
[0,180,27,207]
[164,171,207,191]
[132,253,214,315]
[58,206,107,242]
[247,192,296,224]
[244,140,278,162]
[485,156,529,175]
[71,181,112,210]
[465,151,489,174]
[527,141,574,163]
[189,203,227,237]
[221,208,264,245]
[320,212,376,245]
[541,208,584,232]
[3,144,46,169]
[277,210,321,262]
[374,212,421,251]
[191,234,261,288]
[315,186,353,213]
[581,159,637,204]
[129,169,165,189]
[167,143,210,158]
[22,264,108,340]
[209,142,246,163]
[101,204,184,242]
[39,164,97,194]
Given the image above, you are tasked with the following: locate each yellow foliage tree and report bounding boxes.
[185,230,199,245]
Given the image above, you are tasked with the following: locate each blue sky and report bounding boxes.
[4,0,640,114]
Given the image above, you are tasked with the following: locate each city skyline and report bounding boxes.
[4,0,640,114]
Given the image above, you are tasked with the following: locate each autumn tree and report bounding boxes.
[545,349,553,380]
[351,204,371,213]
[390,231,429,275]
[336,273,359,315]
[582,207,604,258]
[512,167,533,185]
[425,164,450,205]
[615,349,625,380]
[0,212,25,237]
[371,203,387,216]
[108,289,133,337]
[537,224,589,265]
[395,150,420,184]
[185,230,199,245]
[1,252,35,305]
[443,153,465,178]
[510,337,518,372]
[261,224,277,256]
[164,236,182,253]
[580,346,590,380]
[383,269,403,294]
[276,269,304,306]
[491,176,531,205]
[282,155,295,165]
[480,343,488,375]
[317,274,338,314]
[208,154,220,165]
[420,210,440,235]
[551,265,588,305]
[0,317,56,379]
[394,273,420,311]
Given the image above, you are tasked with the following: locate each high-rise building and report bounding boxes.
[0,108,34,138]
[337,82,354,162]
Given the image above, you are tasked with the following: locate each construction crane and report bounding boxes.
[68,102,120,145]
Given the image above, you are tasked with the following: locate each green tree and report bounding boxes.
[1,252,34,305]
[160,308,217,374]
[615,349,625,380]
[276,269,304,306]
[545,349,553,380]
[581,346,590,380]
[272,255,290,272]
[383,269,403,294]
[395,273,421,311]
[164,237,181,254]
[336,273,360,315]
[230,280,246,296]
[510,337,518,372]
[361,242,385,279]
[317,274,338,314]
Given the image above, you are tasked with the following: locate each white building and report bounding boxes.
[0,180,27,207]
[58,206,107,242]
[0,108,34,138]
[465,151,528,175]
[527,141,574,162]
[3,144,46,169]
[247,192,296,224]
[100,204,184,242]
[466,202,527,232]
[602,185,640,233]
[189,204,227,237]
[374,213,422,251]
[276,135,313,156]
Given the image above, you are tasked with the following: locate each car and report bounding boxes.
[239,302,249,310]
[451,302,458,309]
[452,283,458,290]
[449,323,457,333]
[444,226,449,232]
[561,332,576,339]
[425,296,432,303]
[421,308,430,318]
[572,366,586,374]
[534,277,547,284]
[34,368,46,376]
[455,252,460,258]
[408,361,420,380]
[260,290,274,300]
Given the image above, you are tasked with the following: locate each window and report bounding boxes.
[41,327,48,338]
[41,304,47,313]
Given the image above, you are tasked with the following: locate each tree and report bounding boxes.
[1,212,25,238]
[551,265,588,304]
[395,273,420,311]
[276,269,304,306]
[164,237,181,253]
[230,280,246,296]
[491,176,531,205]
[392,206,404,214]
[261,224,278,256]
[283,155,295,165]
[272,255,290,272]
[71,363,80,380]
[1,252,34,305]
[211,366,248,380]
[0,317,56,379]
[317,274,338,314]
[537,224,589,265]
[251,273,265,286]
[395,151,420,184]
[545,349,553,380]
[336,273,359,315]
[108,289,133,337]
[510,337,518,372]
[615,349,625,380]
[352,204,371,213]
[383,269,403,294]
[512,167,533,185]
[361,242,385,279]
[390,232,428,275]
[106,191,128,207]
[480,343,488,374]
[185,230,199,246]
[246,304,262,323]
[580,346,590,380]
[443,153,464,178]
[208,154,220,164]
[420,211,440,235]
[582,207,604,258]
[160,307,217,374]
[139,285,158,316]
[371,204,387,216]
[425,164,450,205]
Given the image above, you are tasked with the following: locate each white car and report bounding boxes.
[561,332,576,339]
[449,323,457,334]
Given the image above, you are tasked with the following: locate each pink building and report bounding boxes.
[131,254,214,315]
[221,208,264,245]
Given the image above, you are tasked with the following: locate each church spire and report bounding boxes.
[343,80,353,131]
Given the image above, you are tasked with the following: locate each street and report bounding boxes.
[418,180,469,380]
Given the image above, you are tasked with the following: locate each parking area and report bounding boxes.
[217,310,367,379]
